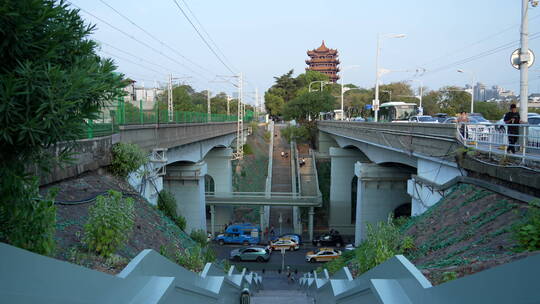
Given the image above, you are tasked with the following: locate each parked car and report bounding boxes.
[408,115,438,123]
[352,117,365,122]
[441,117,457,124]
[312,233,344,247]
[305,248,342,263]
[229,247,270,262]
[269,238,299,251]
[433,113,449,123]
[215,223,261,245]
[270,233,302,245]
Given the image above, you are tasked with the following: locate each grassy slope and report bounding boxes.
[333,183,539,284]
[43,171,196,274]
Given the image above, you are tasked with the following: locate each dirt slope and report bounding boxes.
[41,170,195,274]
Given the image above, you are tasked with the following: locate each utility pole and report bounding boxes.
[520,0,533,123]
[255,88,259,121]
[207,89,211,122]
[167,74,173,122]
[233,73,244,160]
[226,95,231,116]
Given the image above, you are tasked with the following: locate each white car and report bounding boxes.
[408,115,438,123]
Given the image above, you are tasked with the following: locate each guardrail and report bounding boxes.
[299,254,540,303]
[0,242,262,304]
[83,103,254,139]
[457,122,540,161]
[205,191,322,207]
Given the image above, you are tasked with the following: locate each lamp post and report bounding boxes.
[309,80,331,92]
[457,69,475,113]
[340,65,361,120]
[409,79,423,115]
[374,33,406,122]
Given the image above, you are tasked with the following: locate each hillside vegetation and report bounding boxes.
[326,183,539,284]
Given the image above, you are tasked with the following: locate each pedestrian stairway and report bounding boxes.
[251,290,313,304]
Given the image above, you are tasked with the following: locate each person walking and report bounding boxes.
[270,226,275,237]
[504,104,521,153]
[456,111,469,139]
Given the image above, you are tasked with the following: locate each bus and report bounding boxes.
[378,102,418,122]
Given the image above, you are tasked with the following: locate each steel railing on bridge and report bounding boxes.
[457,122,540,161]
[82,101,254,139]
[205,191,322,207]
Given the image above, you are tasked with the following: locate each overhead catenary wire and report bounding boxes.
[171,0,236,75]
[97,0,216,77]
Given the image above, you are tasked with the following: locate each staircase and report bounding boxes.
[251,290,313,304]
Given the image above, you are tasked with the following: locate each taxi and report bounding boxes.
[269,238,299,251]
[305,248,341,263]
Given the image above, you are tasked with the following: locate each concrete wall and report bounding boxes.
[205,148,234,232]
[329,147,369,235]
[408,159,464,215]
[36,134,118,185]
[355,163,411,244]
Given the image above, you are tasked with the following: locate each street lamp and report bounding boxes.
[374,33,406,122]
[457,69,476,113]
[340,65,361,120]
[409,79,424,115]
[309,80,332,92]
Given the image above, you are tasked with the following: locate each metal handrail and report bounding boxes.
[456,122,540,161]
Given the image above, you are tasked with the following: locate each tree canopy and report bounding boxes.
[283,91,336,121]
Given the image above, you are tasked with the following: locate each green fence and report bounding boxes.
[82,101,254,139]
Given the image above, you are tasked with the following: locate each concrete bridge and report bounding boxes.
[317,121,486,244]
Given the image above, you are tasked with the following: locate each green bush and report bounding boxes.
[176,245,216,272]
[263,131,271,142]
[157,190,187,231]
[158,190,177,219]
[83,190,135,257]
[110,143,148,177]
[190,229,209,248]
[0,174,57,256]
[354,216,414,275]
[243,144,253,155]
[514,200,540,251]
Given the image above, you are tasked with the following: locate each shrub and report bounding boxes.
[190,229,209,248]
[83,190,135,257]
[263,131,271,142]
[514,200,540,251]
[176,245,216,272]
[0,174,57,256]
[157,190,187,231]
[354,216,415,275]
[158,190,177,219]
[110,143,148,177]
[175,215,187,231]
[243,143,253,155]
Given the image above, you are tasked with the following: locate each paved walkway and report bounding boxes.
[270,125,293,235]
[251,271,313,304]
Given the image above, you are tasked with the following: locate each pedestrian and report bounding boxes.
[456,111,469,139]
[281,151,285,158]
[270,226,275,237]
[504,104,521,153]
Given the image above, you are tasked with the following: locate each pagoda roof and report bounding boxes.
[307,40,338,56]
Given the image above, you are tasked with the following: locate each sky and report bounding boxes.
[70,0,540,106]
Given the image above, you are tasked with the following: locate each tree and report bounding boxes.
[156,85,196,112]
[282,91,336,122]
[438,86,471,115]
[264,92,285,117]
[0,0,124,255]
[271,70,298,102]
[420,91,442,115]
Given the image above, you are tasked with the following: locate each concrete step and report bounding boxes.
[251,289,313,304]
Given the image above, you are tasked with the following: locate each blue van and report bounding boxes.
[215,223,261,245]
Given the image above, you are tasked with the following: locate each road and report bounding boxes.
[211,243,326,272]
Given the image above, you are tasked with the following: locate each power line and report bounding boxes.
[97,0,216,77]
[424,32,540,76]
[419,14,540,69]
[100,50,165,76]
[69,2,213,84]
[179,0,237,72]
[171,0,236,75]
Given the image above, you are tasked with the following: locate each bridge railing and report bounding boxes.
[82,102,254,139]
[457,122,540,161]
[300,254,540,303]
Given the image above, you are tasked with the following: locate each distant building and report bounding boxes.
[122,79,163,110]
[306,41,340,83]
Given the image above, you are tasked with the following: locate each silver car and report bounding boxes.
[229,247,271,262]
